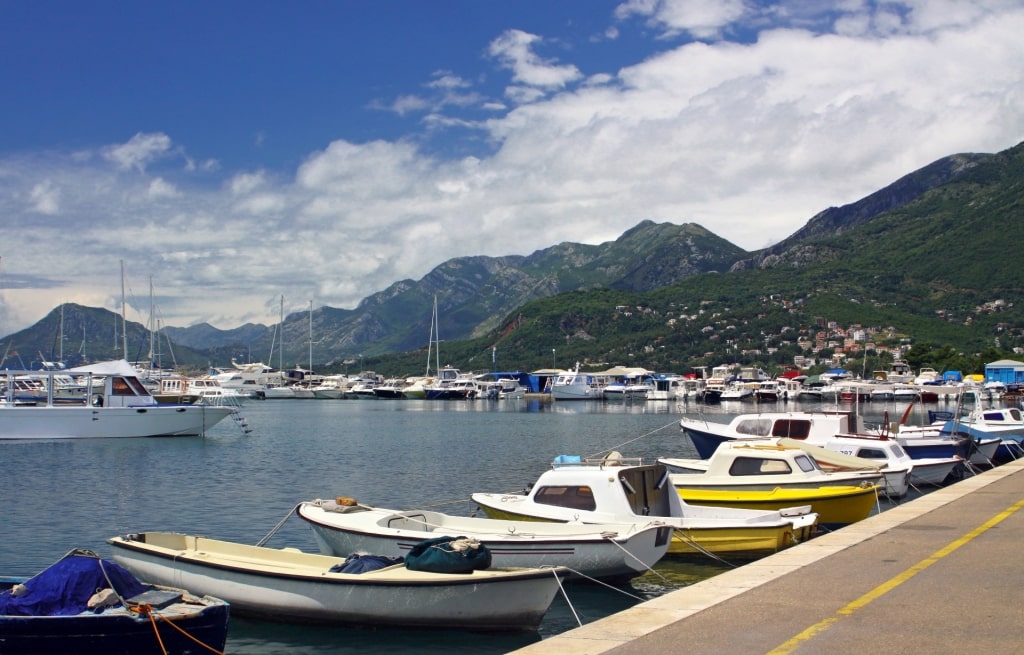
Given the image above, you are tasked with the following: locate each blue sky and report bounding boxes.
[2,0,1023,337]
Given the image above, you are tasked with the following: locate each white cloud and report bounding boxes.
[102,132,173,171]
[29,180,60,214]
[2,2,1023,334]
[488,29,583,91]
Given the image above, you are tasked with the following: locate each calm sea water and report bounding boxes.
[2,397,934,653]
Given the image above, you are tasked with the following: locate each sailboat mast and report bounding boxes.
[148,276,155,368]
[433,296,440,376]
[308,299,313,371]
[120,260,127,360]
[279,294,284,372]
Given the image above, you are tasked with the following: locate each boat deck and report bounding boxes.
[512,458,1024,654]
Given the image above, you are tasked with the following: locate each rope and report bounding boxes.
[600,530,673,584]
[671,529,738,567]
[143,608,227,654]
[144,607,169,655]
[585,418,681,460]
[256,503,299,546]
[550,568,582,627]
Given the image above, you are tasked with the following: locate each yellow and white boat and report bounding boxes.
[661,440,884,527]
[471,453,819,558]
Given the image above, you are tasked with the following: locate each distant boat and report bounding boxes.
[0,360,234,440]
[108,532,567,631]
[550,362,604,400]
[0,548,229,655]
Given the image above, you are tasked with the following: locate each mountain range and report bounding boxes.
[3,140,1021,372]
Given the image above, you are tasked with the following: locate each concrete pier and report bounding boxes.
[512,459,1024,654]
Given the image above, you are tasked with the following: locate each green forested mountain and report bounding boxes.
[3,141,1021,375]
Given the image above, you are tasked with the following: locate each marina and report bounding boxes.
[1,397,1014,653]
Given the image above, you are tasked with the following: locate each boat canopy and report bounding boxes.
[67,359,139,377]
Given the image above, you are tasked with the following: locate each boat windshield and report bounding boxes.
[534,486,596,511]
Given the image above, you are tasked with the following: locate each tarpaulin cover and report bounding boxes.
[0,552,148,616]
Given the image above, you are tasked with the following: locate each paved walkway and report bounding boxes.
[512,458,1024,655]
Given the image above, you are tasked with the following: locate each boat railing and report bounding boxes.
[552,453,645,468]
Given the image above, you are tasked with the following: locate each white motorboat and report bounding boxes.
[108,532,567,631]
[550,363,605,400]
[298,499,671,582]
[0,360,234,440]
[471,454,818,558]
[679,410,871,459]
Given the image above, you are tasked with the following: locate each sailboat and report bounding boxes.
[263,296,296,399]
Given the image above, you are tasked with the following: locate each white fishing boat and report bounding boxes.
[297,498,672,582]
[108,532,566,631]
[471,454,818,558]
[550,363,604,400]
[0,360,234,440]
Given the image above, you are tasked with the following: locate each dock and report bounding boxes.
[513,458,1024,654]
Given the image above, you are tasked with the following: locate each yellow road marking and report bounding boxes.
[766,497,1024,655]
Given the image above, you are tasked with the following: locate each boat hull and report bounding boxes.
[108,533,563,631]
[472,502,814,558]
[675,485,879,528]
[0,603,229,655]
[0,404,234,440]
[297,502,671,582]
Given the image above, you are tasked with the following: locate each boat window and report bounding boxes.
[534,486,596,511]
[1009,409,1022,421]
[770,420,811,439]
[729,457,792,476]
[982,411,1005,422]
[111,377,134,395]
[854,448,886,460]
[736,419,771,436]
[126,377,149,396]
[891,444,906,457]
[794,455,817,473]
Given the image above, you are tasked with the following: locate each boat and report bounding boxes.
[550,362,604,400]
[660,441,884,526]
[0,360,234,440]
[781,435,962,489]
[720,382,755,401]
[646,374,687,401]
[0,548,229,655]
[372,378,409,399]
[471,454,819,558]
[108,532,566,631]
[679,410,871,459]
[297,498,672,583]
[480,376,527,400]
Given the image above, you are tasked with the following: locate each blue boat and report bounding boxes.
[1,549,229,655]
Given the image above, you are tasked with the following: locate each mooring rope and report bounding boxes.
[255,503,299,546]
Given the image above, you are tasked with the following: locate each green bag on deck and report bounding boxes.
[404,535,492,574]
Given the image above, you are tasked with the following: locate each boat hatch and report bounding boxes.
[534,486,596,511]
[619,466,673,517]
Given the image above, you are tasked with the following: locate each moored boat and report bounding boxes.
[297,498,672,582]
[471,454,818,558]
[108,532,567,631]
[0,549,229,655]
[0,360,234,440]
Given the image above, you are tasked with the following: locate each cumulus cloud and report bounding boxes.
[1,1,1023,333]
[102,132,174,171]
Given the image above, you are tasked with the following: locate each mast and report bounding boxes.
[308,299,313,371]
[120,260,127,360]
[148,276,155,368]
[279,294,284,372]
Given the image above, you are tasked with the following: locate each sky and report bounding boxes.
[1,0,1023,336]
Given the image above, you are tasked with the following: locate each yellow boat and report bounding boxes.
[675,484,880,527]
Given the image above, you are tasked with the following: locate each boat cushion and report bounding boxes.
[404,536,492,574]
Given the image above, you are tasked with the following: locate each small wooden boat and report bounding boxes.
[297,498,672,582]
[108,532,566,631]
[471,454,818,558]
[0,549,229,655]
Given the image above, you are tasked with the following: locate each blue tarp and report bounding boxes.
[0,552,148,617]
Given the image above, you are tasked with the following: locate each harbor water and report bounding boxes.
[2,397,943,653]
